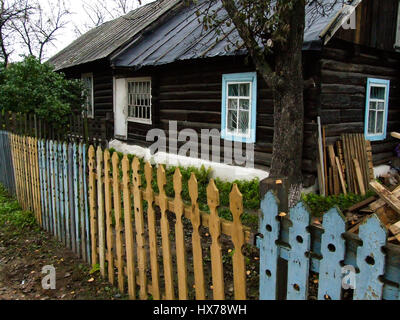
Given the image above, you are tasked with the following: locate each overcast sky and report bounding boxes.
[44,0,156,61]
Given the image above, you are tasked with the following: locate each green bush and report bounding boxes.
[0,56,85,128]
[108,149,260,227]
[302,191,376,217]
[0,186,38,230]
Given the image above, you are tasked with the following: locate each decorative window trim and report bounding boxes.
[221,72,257,143]
[126,77,152,125]
[82,73,94,119]
[364,78,390,141]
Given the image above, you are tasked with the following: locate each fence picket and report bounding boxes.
[88,145,97,266]
[230,184,246,300]
[318,208,346,300]
[58,142,65,242]
[158,164,175,300]
[54,141,61,239]
[122,155,136,300]
[97,146,106,277]
[68,143,76,252]
[259,192,280,300]
[46,140,53,234]
[112,153,125,293]
[50,140,57,237]
[286,202,311,300]
[207,179,225,300]
[189,173,206,300]
[34,138,42,226]
[82,145,91,263]
[63,143,70,248]
[79,144,87,261]
[144,162,160,300]
[38,139,46,230]
[132,157,148,300]
[104,150,114,285]
[73,143,81,257]
[173,168,188,300]
[354,214,387,300]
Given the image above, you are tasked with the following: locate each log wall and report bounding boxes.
[320,39,400,165]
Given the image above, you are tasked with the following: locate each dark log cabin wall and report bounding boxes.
[61,59,114,119]
[115,55,319,185]
[319,0,400,166]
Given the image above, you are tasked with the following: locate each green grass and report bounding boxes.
[302,191,376,217]
[0,185,38,231]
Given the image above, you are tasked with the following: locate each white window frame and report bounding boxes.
[365,78,390,141]
[225,81,253,139]
[126,77,152,125]
[82,73,94,119]
[221,72,257,144]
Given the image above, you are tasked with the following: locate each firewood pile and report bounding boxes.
[342,132,400,244]
[317,130,374,196]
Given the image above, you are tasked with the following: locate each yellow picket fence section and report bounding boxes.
[10,134,42,226]
[88,145,251,300]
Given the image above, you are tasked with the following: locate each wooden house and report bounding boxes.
[48,0,400,187]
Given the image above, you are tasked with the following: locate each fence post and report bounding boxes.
[259,177,290,300]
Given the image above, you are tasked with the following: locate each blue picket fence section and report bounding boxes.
[258,191,400,300]
[37,139,91,263]
[0,131,16,195]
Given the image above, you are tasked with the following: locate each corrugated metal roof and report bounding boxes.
[112,0,347,68]
[47,0,181,71]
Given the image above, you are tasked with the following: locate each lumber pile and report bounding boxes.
[317,131,374,196]
[345,181,400,244]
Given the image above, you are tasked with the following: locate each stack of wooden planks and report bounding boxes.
[346,181,400,244]
[318,132,374,196]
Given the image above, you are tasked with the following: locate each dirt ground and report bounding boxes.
[0,195,127,300]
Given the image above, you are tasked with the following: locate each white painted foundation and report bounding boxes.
[109,140,270,182]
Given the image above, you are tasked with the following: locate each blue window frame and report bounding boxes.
[221,72,257,143]
[365,78,390,141]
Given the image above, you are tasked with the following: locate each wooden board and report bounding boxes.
[353,159,366,196]
[370,181,400,215]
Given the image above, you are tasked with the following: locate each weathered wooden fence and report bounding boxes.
[0,131,16,196]
[8,133,91,262]
[3,129,400,301]
[88,146,251,300]
[257,188,400,300]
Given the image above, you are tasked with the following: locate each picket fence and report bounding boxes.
[88,146,252,300]
[2,129,400,300]
[9,132,91,262]
[2,131,252,300]
[0,131,16,196]
[258,191,400,300]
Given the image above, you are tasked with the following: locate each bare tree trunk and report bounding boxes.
[269,0,305,205]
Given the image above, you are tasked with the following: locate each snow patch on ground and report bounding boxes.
[109,140,270,182]
[374,165,391,179]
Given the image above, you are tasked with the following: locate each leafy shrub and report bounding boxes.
[302,191,376,217]
[108,149,260,227]
[0,56,85,128]
[0,186,37,230]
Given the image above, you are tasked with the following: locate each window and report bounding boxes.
[365,78,390,141]
[82,73,94,119]
[127,78,152,124]
[221,72,257,143]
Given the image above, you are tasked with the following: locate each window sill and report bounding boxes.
[365,134,386,142]
[221,131,255,144]
[127,118,152,125]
